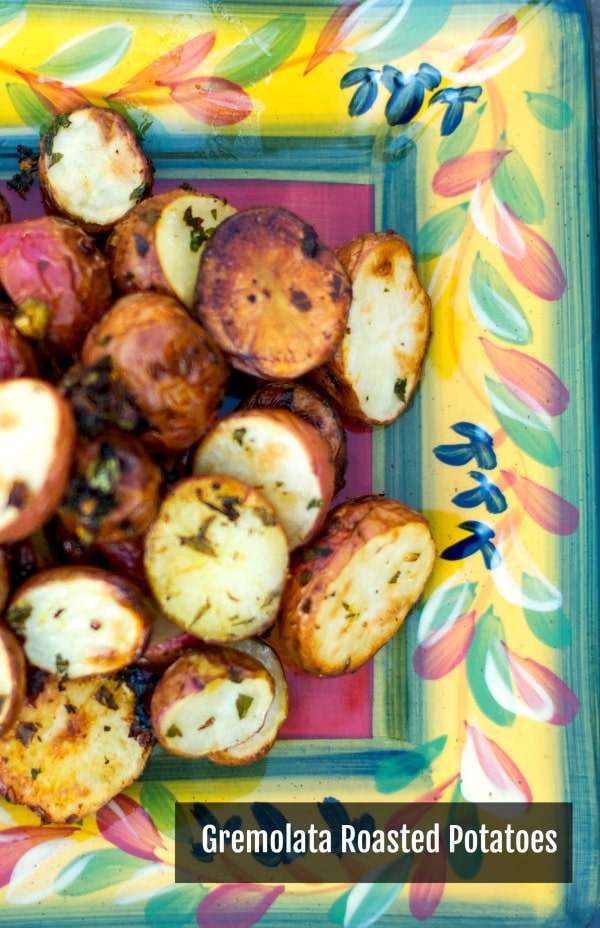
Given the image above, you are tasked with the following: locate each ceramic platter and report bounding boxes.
[0,0,597,925]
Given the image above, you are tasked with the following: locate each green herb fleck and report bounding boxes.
[180,516,217,556]
[394,378,407,402]
[299,569,313,586]
[233,427,247,445]
[253,505,278,527]
[85,448,121,494]
[96,334,112,347]
[130,183,147,203]
[30,768,41,781]
[388,570,400,584]
[55,654,70,676]
[166,723,183,738]
[301,545,333,562]
[307,498,322,510]
[236,693,254,720]
[94,685,118,709]
[49,152,63,168]
[6,602,32,633]
[183,206,214,252]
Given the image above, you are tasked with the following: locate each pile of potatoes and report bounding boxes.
[0,105,435,823]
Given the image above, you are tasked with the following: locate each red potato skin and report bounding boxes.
[0,622,26,735]
[0,217,112,356]
[81,292,229,452]
[93,536,148,590]
[0,316,39,380]
[0,547,9,612]
[0,379,77,545]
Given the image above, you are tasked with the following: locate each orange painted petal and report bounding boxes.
[167,76,253,126]
[304,0,361,74]
[480,337,569,416]
[495,204,567,300]
[433,149,510,198]
[96,794,166,862]
[501,469,579,536]
[113,32,216,97]
[413,611,476,680]
[458,14,518,72]
[16,69,89,114]
[502,644,579,725]
[0,826,77,887]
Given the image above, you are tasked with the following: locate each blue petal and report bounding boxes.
[429,86,457,105]
[452,486,486,509]
[457,84,483,102]
[441,535,483,561]
[380,63,403,92]
[340,66,377,89]
[348,78,379,117]
[472,441,497,471]
[385,80,425,125]
[441,99,465,135]
[486,484,508,514]
[451,422,492,442]
[433,443,475,466]
[417,62,442,90]
[482,540,502,570]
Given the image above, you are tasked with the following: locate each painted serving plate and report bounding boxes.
[0,0,597,925]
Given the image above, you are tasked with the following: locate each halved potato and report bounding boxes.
[195,206,352,379]
[150,645,275,757]
[143,474,289,642]
[272,495,436,676]
[38,106,153,233]
[310,232,431,426]
[0,668,154,823]
[0,622,26,735]
[192,408,335,550]
[0,378,76,544]
[0,315,40,380]
[207,638,288,765]
[6,566,153,678]
[107,188,237,309]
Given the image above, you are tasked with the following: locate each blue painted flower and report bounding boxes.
[380,62,441,126]
[434,422,497,470]
[453,471,508,514]
[441,520,501,570]
[340,66,380,116]
[429,84,483,135]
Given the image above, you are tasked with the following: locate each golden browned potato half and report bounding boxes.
[0,378,76,544]
[38,106,153,234]
[107,188,236,309]
[273,495,436,676]
[311,231,431,426]
[0,669,154,823]
[0,622,26,736]
[195,206,352,380]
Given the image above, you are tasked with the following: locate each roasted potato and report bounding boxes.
[150,645,275,758]
[0,622,26,736]
[0,378,76,544]
[77,292,228,452]
[6,566,153,678]
[310,231,431,426]
[0,546,9,612]
[192,408,335,550]
[0,192,10,224]
[194,206,352,379]
[137,609,200,671]
[58,428,162,546]
[0,315,39,380]
[38,106,153,234]
[144,473,289,642]
[0,668,154,823]
[0,216,112,356]
[92,536,148,589]
[106,187,236,309]
[207,638,288,766]
[272,495,436,676]
[239,380,348,494]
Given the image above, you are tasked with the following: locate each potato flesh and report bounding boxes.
[0,624,24,732]
[11,576,148,678]
[0,381,62,535]
[192,412,331,550]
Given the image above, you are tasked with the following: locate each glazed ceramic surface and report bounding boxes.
[0,0,597,925]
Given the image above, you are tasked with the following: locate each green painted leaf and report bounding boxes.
[352,0,452,65]
[214,13,305,87]
[140,782,177,838]
[0,1,25,28]
[343,857,411,927]
[437,103,486,164]
[466,606,515,726]
[145,884,209,928]
[37,24,132,84]
[329,889,350,925]
[445,785,483,878]
[491,142,544,225]
[58,848,143,896]
[522,575,572,648]
[418,579,478,639]
[524,91,573,130]
[415,202,469,261]
[374,735,447,793]
[5,81,53,128]
[469,252,531,344]
[485,377,560,467]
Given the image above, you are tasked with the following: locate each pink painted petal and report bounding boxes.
[413,611,475,679]
[480,338,569,416]
[433,149,510,198]
[457,14,518,71]
[96,794,166,862]
[113,33,216,97]
[461,723,532,804]
[502,644,579,725]
[501,469,579,536]
[196,884,284,928]
[495,204,567,300]
[408,850,446,921]
[166,76,253,126]
[0,826,77,888]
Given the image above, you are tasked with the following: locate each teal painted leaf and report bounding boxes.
[469,252,531,344]
[58,848,143,896]
[0,1,26,27]
[352,0,452,65]
[417,578,478,639]
[374,735,447,793]
[491,142,545,225]
[145,884,209,928]
[36,24,132,84]
[524,91,573,130]
[214,13,305,87]
[437,103,486,164]
[485,377,560,466]
[466,606,515,726]
[342,856,411,927]
[415,202,469,261]
[139,782,177,838]
[5,81,53,128]
[522,574,572,648]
